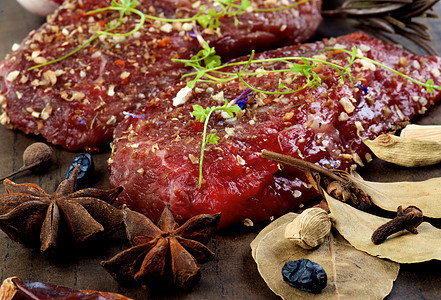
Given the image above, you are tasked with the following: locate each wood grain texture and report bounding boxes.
[0,0,441,298]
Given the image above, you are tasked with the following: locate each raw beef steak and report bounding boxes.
[0,0,321,151]
[108,32,441,227]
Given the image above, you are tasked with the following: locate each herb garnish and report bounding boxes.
[30,0,146,70]
[29,0,309,70]
[176,45,441,94]
[174,46,359,95]
[328,47,441,93]
[186,44,441,188]
[192,100,241,188]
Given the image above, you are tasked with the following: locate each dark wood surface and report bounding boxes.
[1,0,441,298]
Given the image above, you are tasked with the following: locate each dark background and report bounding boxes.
[1,0,441,298]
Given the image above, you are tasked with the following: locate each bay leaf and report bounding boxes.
[250,213,296,260]
[345,172,441,218]
[326,192,441,263]
[252,214,399,300]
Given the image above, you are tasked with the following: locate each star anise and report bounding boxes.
[0,165,123,253]
[101,205,221,290]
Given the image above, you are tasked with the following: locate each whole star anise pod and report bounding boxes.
[101,205,221,290]
[0,165,123,253]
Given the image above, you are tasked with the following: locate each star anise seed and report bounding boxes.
[0,165,123,253]
[101,205,221,290]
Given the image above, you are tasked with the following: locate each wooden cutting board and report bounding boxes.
[0,0,441,298]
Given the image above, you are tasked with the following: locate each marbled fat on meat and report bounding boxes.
[108,32,441,227]
[0,0,321,151]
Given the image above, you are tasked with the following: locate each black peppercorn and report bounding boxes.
[282,259,327,294]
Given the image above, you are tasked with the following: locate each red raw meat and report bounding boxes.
[0,0,321,151]
[151,0,323,59]
[108,32,441,227]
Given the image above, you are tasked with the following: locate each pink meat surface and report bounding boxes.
[108,32,441,227]
[0,0,321,151]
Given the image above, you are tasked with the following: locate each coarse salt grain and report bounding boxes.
[120,71,130,80]
[106,115,117,125]
[172,86,192,106]
[431,68,440,78]
[6,71,20,82]
[108,85,116,96]
[182,23,193,31]
[160,23,173,33]
[339,97,355,114]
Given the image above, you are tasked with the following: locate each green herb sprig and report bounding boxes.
[186,44,441,188]
[175,45,441,95]
[29,0,145,70]
[129,0,309,30]
[174,46,360,95]
[327,47,441,93]
[197,0,250,28]
[182,41,222,88]
[192,100,241,188]
[29,0,309,70]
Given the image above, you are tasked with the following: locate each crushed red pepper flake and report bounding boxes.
[157,37,171,47]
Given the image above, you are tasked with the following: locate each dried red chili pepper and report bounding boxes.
[0,277,132,300]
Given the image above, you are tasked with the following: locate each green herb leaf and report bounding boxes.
[426,79,435,93]
[193,100,242,188]
[196,14,210,28]
[179,43,441,97]
[348,46,357,65]
[191,104,210,122]
[206,133,220,145]
[327,46,441,93]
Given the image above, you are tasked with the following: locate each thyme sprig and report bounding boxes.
[192,100,241,188]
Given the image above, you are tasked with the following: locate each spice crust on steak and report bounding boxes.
[108,32,441,227]
[0,0,322,151]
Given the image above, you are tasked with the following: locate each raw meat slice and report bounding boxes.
[0,0,322,151]
[108,32,441,227]
[155,0,324,59]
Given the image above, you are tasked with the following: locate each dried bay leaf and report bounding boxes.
[251,213,295,260]
[344,172,441,218]
[326,192,441,263]
[251,214,399,300]
[363,134,441,167]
